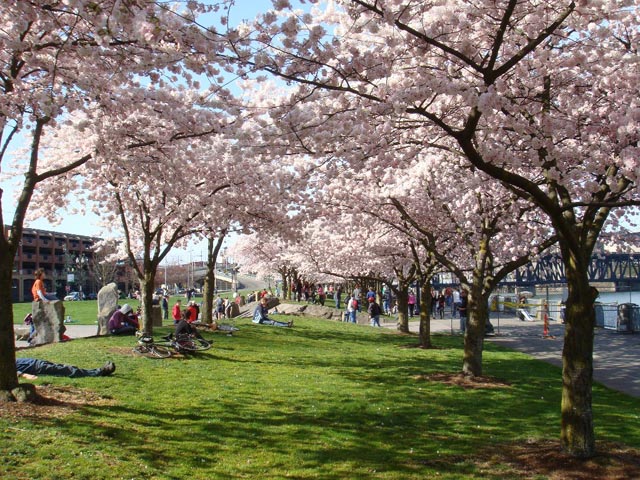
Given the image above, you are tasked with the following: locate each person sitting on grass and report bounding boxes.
[16,358,115,379]
[165,310,207,340]
[24,313,35,344]
[186,301,199,323]
[108,304,139,335]
[252,297,293,327]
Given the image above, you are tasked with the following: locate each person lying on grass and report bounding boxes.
[253,297,293,328]
[16,358,116,380]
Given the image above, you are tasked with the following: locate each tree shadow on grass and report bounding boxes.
[5,319,640,479]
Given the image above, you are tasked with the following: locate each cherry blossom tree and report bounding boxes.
[229,233,299,299]
[300,147,556,356]
[382,159,557,374]
[0,0,235,398]
[228,0,639,457]
[36,94,304,333]
[292,212,419,330]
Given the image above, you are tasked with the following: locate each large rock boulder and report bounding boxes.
[226,302,240,318]
[276,303,308,315]
[272,303,364,323]
[239,298,281,317]
[304,304,339,319]
[97,283,119,335]
[30,300,66,345]
[265,297,280,310]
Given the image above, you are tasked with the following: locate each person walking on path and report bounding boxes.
[408,290,416,317]
[347,295,358,323]
[316,284,326,306]
[437,293,446,319]
[367,297,382,327]
[352,285,362,311]
[366,287,376,302]
[382,286,391,315]
[458,290,468,333]
[161,296,169,320]
[334,285,343,310]
[452,289,461,317]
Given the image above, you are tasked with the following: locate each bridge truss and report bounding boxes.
[433,253,640,287]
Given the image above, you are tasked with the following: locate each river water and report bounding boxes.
[522,289,640,306]
[490,288,638,326]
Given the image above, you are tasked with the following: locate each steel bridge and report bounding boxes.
[433,253,640,288]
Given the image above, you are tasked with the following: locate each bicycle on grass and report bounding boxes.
[160,332,212,353]
[132,334,172,358]
[133,331,212,358]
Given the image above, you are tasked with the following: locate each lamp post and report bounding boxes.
[63,247,75,294]
[75,254,88,299]
[231,267,239,293]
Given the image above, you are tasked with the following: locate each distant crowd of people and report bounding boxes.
[23,266,475,384]
[283,281,469,331]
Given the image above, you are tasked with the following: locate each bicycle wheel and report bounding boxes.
[132,344,155,358]
[172,337,198,353]
[150,344,172,358]
[192,337,212,351]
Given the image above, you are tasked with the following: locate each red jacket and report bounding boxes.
[172,303,182,321]
[187,305,198,323]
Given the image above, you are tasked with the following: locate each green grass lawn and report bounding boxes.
[13,299,139,325]
[11,294,340,326]
[12,289,269,325]
[4,316,639,479]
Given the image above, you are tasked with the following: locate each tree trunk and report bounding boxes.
[280,270,288,300]
[0,248,19,395]
[396,287,410,333]
[561,266,597,457]
[418,279,432,348]
[462,286,489,377]
[202,234,225,325]
[139,271,156,335]
[201,238,216,324]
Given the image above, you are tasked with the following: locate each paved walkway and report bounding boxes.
[382,314,640,399]
[17,314,640,398]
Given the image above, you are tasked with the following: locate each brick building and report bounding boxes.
[8,226,99,303]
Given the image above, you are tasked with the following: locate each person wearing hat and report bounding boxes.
[107,304,139,335]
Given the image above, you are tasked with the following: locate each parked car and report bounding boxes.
[64,292,80,301]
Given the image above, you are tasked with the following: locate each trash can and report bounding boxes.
[616,303,636,333]
[631,306,640,333]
